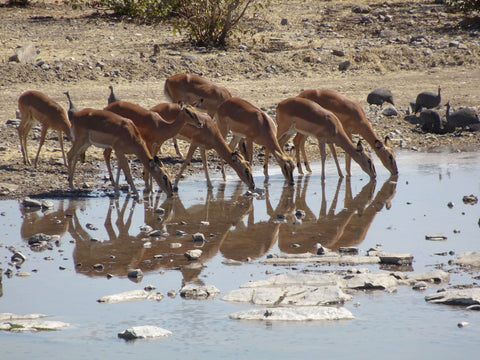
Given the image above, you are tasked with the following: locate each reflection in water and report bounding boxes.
[19,176,397,284]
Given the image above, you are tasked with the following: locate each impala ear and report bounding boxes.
[178,101,185,110]
[194,99,204,107]
[356,140,364,152]
[231,151,240,163]
[384,136,391,146]
[375,139,383,149]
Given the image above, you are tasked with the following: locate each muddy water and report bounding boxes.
[1,151,479,360]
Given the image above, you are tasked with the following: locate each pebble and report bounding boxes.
[185,249,202,260]
[127,269,143,279]
[457,321,469,328]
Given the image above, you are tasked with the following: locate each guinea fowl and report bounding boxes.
[414,86,441,114]
[446,101,480,130]
[367,88,394,106]
[108,85,121,105]
[420,109,443,133]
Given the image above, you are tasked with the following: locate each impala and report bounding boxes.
[17,90,72,167]
[67,108,174,197]
[150,102,255,190]
[164,73,233,156]
[103,100,204,191]
[297,89,398,176]
[276,97,376,181]
[216,97,295,185]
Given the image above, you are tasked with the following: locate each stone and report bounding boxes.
[455,251,480,267]
[343,273,399,292]
[41,200,54,209]
[0,313,69,332]
[22,197,42,208]
[148,229,162,237]
[339,60,351,71]
[376,251,413,265]
[180,285,220,299]
[185,249,202,260]
[118,325,171,340]
[97,289,150,303]
[425,288,480,306]
[382,106,398,117]
[229,306,354,321]
[192,232,206,242]
[9,43,39,63]
[462,194,478,205]
[128,269,144,279]
[425,234,448,241]
[222,285,352,306]
[11,252,26,264]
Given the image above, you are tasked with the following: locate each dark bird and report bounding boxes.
[446,101,480,130]
[108,85,121,105]
[367,88,394,106]
[420,109,443,133]
[64,90,78,122]
[413,86,441,114]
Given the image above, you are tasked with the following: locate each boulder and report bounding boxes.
[0,313,69,332]
[425,288,480,306]
[118,325,171,340]
[180,285,220,299]
[97,289,150,304]
[456,251,480,267]
[222,285,351,306]
[229,306,354,321]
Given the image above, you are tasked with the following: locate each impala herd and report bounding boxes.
[16,73,399,197]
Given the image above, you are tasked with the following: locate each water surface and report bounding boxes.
[1,151,479,360]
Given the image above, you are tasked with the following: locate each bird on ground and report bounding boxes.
[446,101,479,130]
[108,85,121,105]
[367,88,394,106]
[413,86,441,114]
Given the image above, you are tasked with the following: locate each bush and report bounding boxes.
[172,0,269,47]
[65,0,268,46]
[446,0,480,13]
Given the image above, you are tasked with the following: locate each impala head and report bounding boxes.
[375,136,398,176]
[179,101,205,129]
[149,156,175,197]
[231,151,255,190]
[356,140,376,179]
[275,150,295,186]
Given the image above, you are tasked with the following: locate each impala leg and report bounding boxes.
[59,130,67,166]
[293,133,304,175]
[263,147,269,179]
[172,138,183,157]
[18,116,33,165]
[115,152,137,196]
[318,138,327,183]
[220,157,226,181]
[345,130,353,176]
[34,125,49,168]
[103,148,116,187]
[328,143,344,178]
[67,140,89,190]
[175,143,197,188]
[200,147,213,189]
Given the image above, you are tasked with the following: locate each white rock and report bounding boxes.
[97,289,149,304]
[456,251,480,267]
[425,289,480,306]
[180,285,220,299]
[118,325,172,340]
[229,306,354,321]
[184,249,202,260]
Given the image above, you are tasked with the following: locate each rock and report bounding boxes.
[140,225,153,233]
[280,18,288,25]
[425,288,480,306]
[339,60,351,71]
[229,306,354,321]
[425,234,448,241]
[376,251,413,265]
[338,247,358,254]
[455,251,480,267]
[97,289,150,304]
[295,210,306,219]
[412,281,428,290]
[222,285,351,306]
[406,270,450,284]
[382,106,398,117]
[9,43,39,63]
[148,229,162,237]
[22,197,42,208]
[128,269,143,279]
[180,285,220,299]
[447,201,454,208]
[343,273,399,292]
[457,321,469,328]
[168,243,182,249]
[175,230,187,236]
[11,252,27,264]
[352,4,371,13]
[0,313,69,332]
[118,325,172,340]
[167,290,177,298]
[192,232,206,242]
[41,200,54,209]
[332,49,345,57]
[462,194,478,205]
[184,249,202,260]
